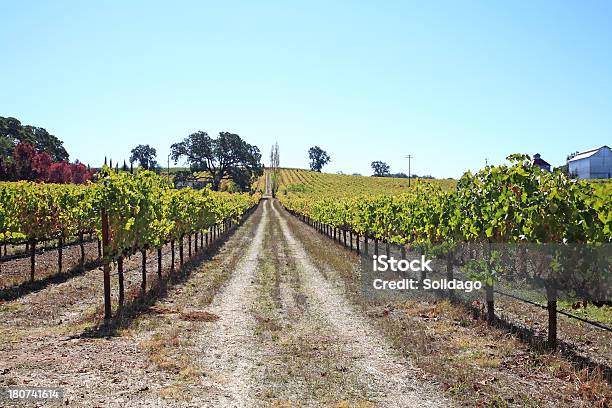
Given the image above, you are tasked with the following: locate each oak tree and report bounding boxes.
[171,131,262,191]
[308,146,330,172]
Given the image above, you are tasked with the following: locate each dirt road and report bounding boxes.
[184,199,446,406]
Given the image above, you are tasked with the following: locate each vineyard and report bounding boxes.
[275,160,611,245]
[263,166,457,196]
[0,168,260,319]
[274,159,612,377]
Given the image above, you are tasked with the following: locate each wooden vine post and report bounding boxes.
[101,209,112,321]
[485,242,495,324]
[446,249,454,301]
[141,249,147,290]
[546,284,558,350]
[484,283,495,323]
[57,236,63,273]
[170,240,175,273]
[118,257,125,305]
[157,247,162,277]
[29,239,36,282]
[179,235,184,267]
[79,232,85,266]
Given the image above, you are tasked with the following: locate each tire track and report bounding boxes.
[194,199,269,407]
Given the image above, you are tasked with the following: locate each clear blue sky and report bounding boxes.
[1,1,610,178]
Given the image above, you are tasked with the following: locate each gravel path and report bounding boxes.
[271,199,448,408]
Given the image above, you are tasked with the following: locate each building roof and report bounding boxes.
[568,145,611,162]
[532,153,550,167]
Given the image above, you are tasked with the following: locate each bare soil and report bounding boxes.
[0,240,100,292]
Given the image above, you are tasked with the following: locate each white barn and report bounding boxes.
[568,146,612,179]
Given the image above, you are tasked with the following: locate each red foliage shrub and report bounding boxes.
[48,161,73,184]
[5,143,92,184]
[70,162,91,184]
[31,152,52,181]
[13,143,36,180]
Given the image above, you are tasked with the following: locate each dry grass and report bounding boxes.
[332,401,376,408]
[0,302,25,313]
[179,310,219,322]
[148,305,177,314]
[178,364,204,383]
[141,329,203,391]
[265,401,294,408]
[142,331,182,372]
[379,297,612,406]
[574,368,610,407]
[254,258,283,337]
[159,384,192,401]
[0,327,27,344]
[49,321,96,337]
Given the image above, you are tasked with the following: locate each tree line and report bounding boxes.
[1,117,92,184]
[1,115,426,187]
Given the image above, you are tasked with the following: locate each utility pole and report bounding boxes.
[485,158,488,167]
[167,153,171,181]
[405,154,413,187]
